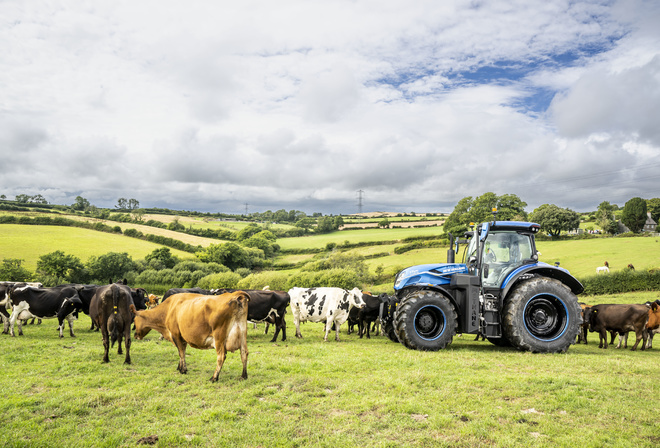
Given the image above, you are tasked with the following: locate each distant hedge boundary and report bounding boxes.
[578,269,660,296]
[0,215,200,254]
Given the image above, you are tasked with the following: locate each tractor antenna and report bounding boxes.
[357,190,364,215]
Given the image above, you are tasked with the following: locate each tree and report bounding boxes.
[72,196,91,211]
[116,198,128,209]
[378,218,391,228]
[87,252,135,282]
[316,216,335,233]
[127,198,140,210]
[36,251,86,283]
[529,204,581,237]
[0,258,32,282]
[443,192,528,236]
[596,201,615,228]
[621,197,647,233]
[199,242,253,271]
[647,198,660,224]
[145,247,178,269]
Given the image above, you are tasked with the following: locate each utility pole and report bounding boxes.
[357,190,364,215]
[244,202,249,215]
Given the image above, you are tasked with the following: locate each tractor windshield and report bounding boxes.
[481,231,533,287]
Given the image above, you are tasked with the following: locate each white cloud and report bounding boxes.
[0,0,658,214]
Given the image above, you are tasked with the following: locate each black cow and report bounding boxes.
[93,283,133,364]
[356,293,390,339]
[214,289,290,342]
[7,285,83,337]
[586,304,650,350]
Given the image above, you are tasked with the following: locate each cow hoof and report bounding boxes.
[210,376,218,383]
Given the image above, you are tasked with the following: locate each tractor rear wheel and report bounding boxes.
[393,290,457,351]
[502,277,581,353]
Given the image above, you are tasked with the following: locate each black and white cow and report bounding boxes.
[7,285,83,337]
[214,289,290,342]
[0,283,13,334]
[288,287,366,342]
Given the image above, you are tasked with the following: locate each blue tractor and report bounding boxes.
[388,219,583,353]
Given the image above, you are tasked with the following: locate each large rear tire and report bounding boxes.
[503,277,581,353]
[393,290,457,351]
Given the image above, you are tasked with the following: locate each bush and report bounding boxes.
[287,268,361,290]
[579,269,660,295]
[197,272,242,289]
[238,272,289,291]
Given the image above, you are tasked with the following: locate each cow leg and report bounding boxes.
[335,321,341,342]
[9,303,29,336]
[270,318,281,343]
[173,338,188,374]
[598,330,607,349]
[366,320,371,339]
[66,315,76,337]
[323,320,332,342]
[294,313,303,338]
[609,331,618,346]
[239,334,249,380]
[630,330,644,351]
[100,314,110,363]
[124,326,131,365]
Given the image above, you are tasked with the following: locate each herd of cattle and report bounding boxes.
[0,280,659,381]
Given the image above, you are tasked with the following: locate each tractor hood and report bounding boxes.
[394,263,469,290]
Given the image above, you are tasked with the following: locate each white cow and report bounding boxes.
[596,266,610,274]
[288,287,366,341]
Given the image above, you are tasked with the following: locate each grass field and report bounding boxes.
[0,225,193,270]
[276,226,445,251]
[1,291,659,448]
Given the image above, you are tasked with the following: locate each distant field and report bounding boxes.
[277,226,445,250]
[0,225,193,270]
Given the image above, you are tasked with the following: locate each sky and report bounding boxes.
[1,0,659,216]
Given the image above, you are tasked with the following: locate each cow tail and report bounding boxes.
[109,284,122,348]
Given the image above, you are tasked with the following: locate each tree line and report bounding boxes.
[442,192,659,238]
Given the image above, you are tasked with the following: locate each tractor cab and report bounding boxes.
[464,221,540,290]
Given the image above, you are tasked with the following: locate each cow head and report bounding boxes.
[129,304,151,340]
[648,302,660,330]
[348,287,366,309]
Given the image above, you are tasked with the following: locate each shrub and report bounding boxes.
[237,272,289,291]
[579,269,660,295]
[197,272,242,289]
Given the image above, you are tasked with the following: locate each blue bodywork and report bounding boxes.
[394,263,469,290]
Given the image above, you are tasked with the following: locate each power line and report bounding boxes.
[357,190,364,214]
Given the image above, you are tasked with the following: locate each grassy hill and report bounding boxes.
[1,209,659,294]
[0,224,193,270]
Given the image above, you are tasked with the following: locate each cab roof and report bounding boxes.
[482,221,541,233]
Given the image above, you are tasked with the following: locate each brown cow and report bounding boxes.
[130,292,249,381]
[586,303,649,350]
[644,301,660,349]
[93,283,133,364]
[576,303,591,344]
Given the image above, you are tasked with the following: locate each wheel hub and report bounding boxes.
[524,295,566,339]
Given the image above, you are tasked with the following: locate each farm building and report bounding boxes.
[643,212,657,232]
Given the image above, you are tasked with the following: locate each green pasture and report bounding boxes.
[0,225,193,271]
[535,237,660,278]
[1,290,659,448]
[277,226,444,251]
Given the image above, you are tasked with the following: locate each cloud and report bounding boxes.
[0,0,658,215]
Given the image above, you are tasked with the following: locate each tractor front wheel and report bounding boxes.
[393,290,457,351]
[503,277,581,353]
